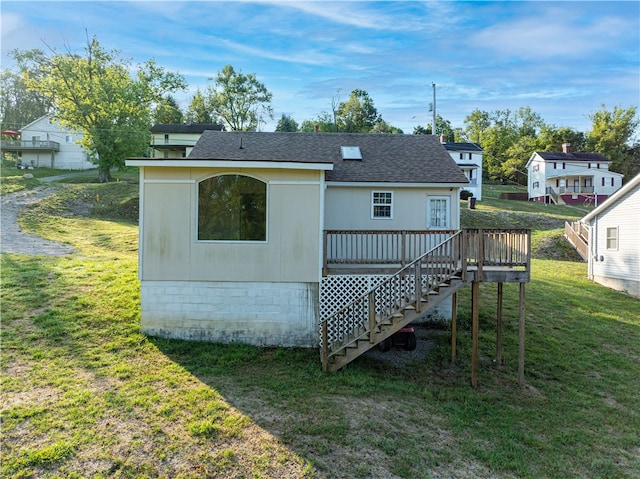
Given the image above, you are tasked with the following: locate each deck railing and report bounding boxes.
[323,229,530,274]
[0,140,60,151]
[564,222,589,261]
[323,230,458,273]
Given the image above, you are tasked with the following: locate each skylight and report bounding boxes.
[341,146,362,160]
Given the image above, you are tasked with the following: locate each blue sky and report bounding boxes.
[2,1,639,134]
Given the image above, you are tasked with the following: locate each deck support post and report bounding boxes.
[451,291,457,363]
[518,282,526,386]
[471,280,480,388]
[368,292,376,344]
[496,282,503,367]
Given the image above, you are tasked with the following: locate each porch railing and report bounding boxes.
[323,230,458,273]
[0,140,60,151]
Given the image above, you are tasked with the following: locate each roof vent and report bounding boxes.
[341,146,362,160]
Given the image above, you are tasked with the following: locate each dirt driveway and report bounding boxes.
[0,186,74,256]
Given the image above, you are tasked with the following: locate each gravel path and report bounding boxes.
[1,186,75,256]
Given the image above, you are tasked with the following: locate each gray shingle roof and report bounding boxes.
[535,151,610,162]
[442,142,483,152]
[189,131,469,184]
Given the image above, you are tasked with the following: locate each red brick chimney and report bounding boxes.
[562,143,571,153]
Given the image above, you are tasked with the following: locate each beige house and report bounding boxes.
[127,131,469,348]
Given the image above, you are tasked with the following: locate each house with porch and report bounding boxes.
[150,123,224,158]
[580,173,640,298]
[1,115,92,169]
[526,143,623,205]
[441,141,483,200]
[127,131,530,379]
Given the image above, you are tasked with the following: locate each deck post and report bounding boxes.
[368,292,376,344]
[518,282,526,386]
[451,291,457,363]
[414,262,422,313]
[471,280,480,388]
[321,320,328,371]
[322,231,328,276]
[496,282,503,367]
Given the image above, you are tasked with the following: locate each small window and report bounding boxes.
[468,153,472,160]
[341,146,362,160]
[427,196,449,229]
[606,227,618,250]
[198,175,267,241]
[533,164,539,172]
[602,177,605,187]
[459,153,463,160]
[611,178,614,187]
[554,162,557,169]
[597,163,600,169]
[372,191,392,219]
[164,134,169,144]
[533,181,539,189]
[66,135,73,143]
[588,163,591,169]
[562,162,566,169]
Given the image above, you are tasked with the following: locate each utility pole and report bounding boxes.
[432,82,436,136]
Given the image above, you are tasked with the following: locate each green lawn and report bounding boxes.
[2,180,639,478]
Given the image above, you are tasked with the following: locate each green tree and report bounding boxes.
[205,65,273,131]
[185,89,214,123]
[19,37,186,182]
[370,119,403,134]
[154,95,184,124]
[0,65,51,129]
[413,115,453,140]
[275,113,298,132]
[335,89,380,132]
[536,125,585,152]
[463,109,491,143]
[586,104,639,178]
[299,112,337,132]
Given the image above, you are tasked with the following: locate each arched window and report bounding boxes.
[198,175,267,241]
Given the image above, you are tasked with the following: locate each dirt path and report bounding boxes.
[1,186,74,256]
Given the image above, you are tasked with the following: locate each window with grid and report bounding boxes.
[372,191,392,219]
[606,227,618,250]
[427,197,449,229]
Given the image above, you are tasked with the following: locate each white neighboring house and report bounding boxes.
[526,143,623,205]
[580,173,640,299]
[16,115,93,170]
[441,141,483,200]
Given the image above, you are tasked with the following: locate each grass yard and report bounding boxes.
[1,180,639,478]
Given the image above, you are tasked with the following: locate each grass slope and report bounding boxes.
[1,180,638,478]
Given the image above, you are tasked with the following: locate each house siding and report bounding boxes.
[324,186,460,230]
[587,183,640,298]
[140,167,323,283]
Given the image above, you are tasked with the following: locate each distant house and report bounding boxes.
[526,143,623,205]
[441,140,483,200]
[126,131,469,348]
[150,123,224,158]
[1,115,92,170]
[580,173,640,298]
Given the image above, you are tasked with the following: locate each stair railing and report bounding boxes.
[321,231,464,370]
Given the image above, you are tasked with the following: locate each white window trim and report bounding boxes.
[427,195,450,229]
[371,191,393,219]
[605,227,618,251]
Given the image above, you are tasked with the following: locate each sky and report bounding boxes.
[1,1,639,135]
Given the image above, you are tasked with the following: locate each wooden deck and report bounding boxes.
[320,229,531,385]
[323,228,530,282]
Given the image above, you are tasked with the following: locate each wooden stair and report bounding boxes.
[321,232,468,371]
